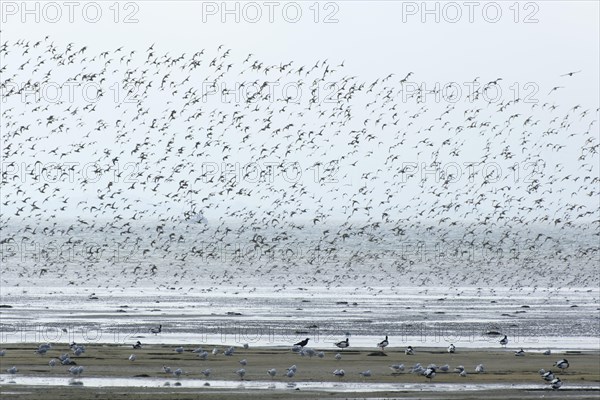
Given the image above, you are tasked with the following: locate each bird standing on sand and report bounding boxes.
[377,335,389,352]
[447,343,456,353]
[551,377,562,389]
[500,335,508,347]
[335,338,349,350]
[423,366,436,381]
[150,324,162,335]
[405,345,414,355]
[294,338,309,348]
[133,341,142,349]
[554,359,569,372]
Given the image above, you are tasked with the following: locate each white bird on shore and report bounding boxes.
[163,366,172,374]
[267,368,277,377]
[129,354,136,361]
[454,365,465,373]
[447,343,456,353]
[224,347,235,356]
[554,359,569,372]
[542,370,555,382]
[460,370,468,377]
[335,353,342,360]
[514,348,525,356]
[49,359,56,367]
[173,368,183,378]
[212,347,220,355]
[0,350,5,356]
[192,347,204,353]
[475,364,485,373]
[543,349,551,355]
[359,369,372,377]
[317,351,324,358]
[390,363,405,373]
[6,366,18,374]
[423,367,436,381]
[551,377,562,389]
[150,324,162,335]
[201,368,211,377]
[333,369,345,377]
[175,346,184,354]
[405,346,414,355]
[377,335,389,351]
[197,351,208,360]
[239,359,247,366]
[68,366,83,377]
[236,368,246,379]
[439,364,449,372]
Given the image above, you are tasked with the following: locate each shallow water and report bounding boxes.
[1,375,599,392]
[1,285,598,349]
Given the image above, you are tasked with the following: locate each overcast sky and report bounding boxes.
[2,1,599,222]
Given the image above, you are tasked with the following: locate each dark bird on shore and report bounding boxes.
[294,338,309,347]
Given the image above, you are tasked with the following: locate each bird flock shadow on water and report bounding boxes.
[1,38,598,291]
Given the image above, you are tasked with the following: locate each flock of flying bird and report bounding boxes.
[1,36,598,294]
[2,332,570,390]
[0,37,597,392]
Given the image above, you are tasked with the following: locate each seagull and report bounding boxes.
[335,338,349,350]
[294,338,309,348]
[377,335,389,351]
[68,366,84,377]
[560,70,581,77]
[48,359,57,367]
[128,354,136,361]
[475,364,485,373]
[163,366,172,374]
[359,369,372,377]
[543,349,552,355]
[239,359,247,366]
[390,363,404,373]
[423,366,436,381]
[499,335,508,347]
[201,368,211,377]
[175,346,184,353]
[554,359,569,372]
[132,341,142,349]
[439,364,449,372]
[333,369,345,377]
[405,346,414,355]
[173,368,183,378]
[335,353,342,360]
[267,368,277,377]
[6,366,18,374]
[447,343,456,353]
[236,368,246,380]
[150,324,162,335]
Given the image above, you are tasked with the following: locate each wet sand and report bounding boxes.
[1,343,598,399]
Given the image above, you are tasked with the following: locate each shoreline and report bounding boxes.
[1,343,598,399]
